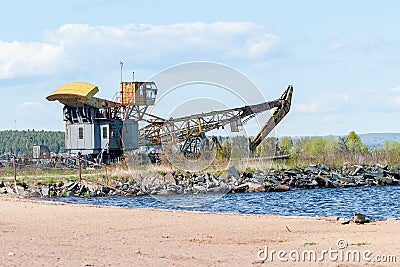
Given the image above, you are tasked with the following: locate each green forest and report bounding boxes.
[1,129,400,166]
[0,130,65,157]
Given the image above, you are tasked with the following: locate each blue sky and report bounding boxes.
[1,0,399,136]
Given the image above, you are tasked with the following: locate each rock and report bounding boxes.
[245,182,265,192]
[79,185,88,195]
[388,169,400,179]
[41,187,50,197]
[228,166,240,178]
[340,219,351,225]
[194,176,206,184]
[101,186,110,194]
[320,164,329,171]
[351,165,364,176]
[193,185,207,194]
[340,177,354,184]
[364,172,384,179]
[288,177,297,187]
[164,173,175,184]
[234,183,249,193]
[375,176,393,185]
[272,185,290,192]
[67,182,79,192]
[6,187,15,194]
[269,177,280,186]
[16,186,27,196]
[30,190,41,197]
[152,189,170,196]
[315,176,331,187]
[207,184,230,194]
[354,213,369,224]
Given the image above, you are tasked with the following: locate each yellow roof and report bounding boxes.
[46,82,99,101]
[46,82,100,107]
[46,81,119,108]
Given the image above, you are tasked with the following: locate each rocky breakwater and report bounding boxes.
[0,163,399,198]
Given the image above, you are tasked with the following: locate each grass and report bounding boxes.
[2,148,399,186]
[350,242,370,247]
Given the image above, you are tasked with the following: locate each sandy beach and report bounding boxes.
[0,195,399,267]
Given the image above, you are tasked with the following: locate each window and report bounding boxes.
[78,127,84,139]
[102,127,108,139]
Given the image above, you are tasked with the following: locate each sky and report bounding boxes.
[1,0,399,137]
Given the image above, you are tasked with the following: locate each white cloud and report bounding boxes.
[331,35,375,50]
[0,22,279,79]
[13,100,63,130]
[0,41,63,79]
[295,102,321,113]
[17,101,46,109]
[294,93,351,114]
[388,86,400,91]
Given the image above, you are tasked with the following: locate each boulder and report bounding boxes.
[164,173,175,184]
[244,182,265,192]
[41,187,50,197]
[67,182,79,192]
[30,190,41,197]
[16,186,27,196]
[194,176,206,184]
[234,183,249,193]
[6,187,15,194]
[192,185,207,194]
[351,165,364,176]
[272,185,290,192]
[375,176,393,185]
[354,213,369,224]
[228,166,240,178]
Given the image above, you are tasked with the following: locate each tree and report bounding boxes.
[305,136,327,156]
[324,135,338,154]
[381,141,400,152]
[347,131,368,153]
[279,137,292,155]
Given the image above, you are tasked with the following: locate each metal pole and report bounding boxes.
[120,61,123,83]
[78,155,82,182]
[13,156,18,194]
[120,61,124,105]
[105,167,108,186]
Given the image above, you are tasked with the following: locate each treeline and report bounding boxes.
[265,131,400,166]
[218,131,400,166]
[0,130,65,157]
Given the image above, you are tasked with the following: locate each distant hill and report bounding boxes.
[0,130,65,156]
[359,133,400,149]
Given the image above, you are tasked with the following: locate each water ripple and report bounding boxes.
[46,185,400,220]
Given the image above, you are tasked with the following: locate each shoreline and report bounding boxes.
[1,195,399,266]
[1,162,399,199]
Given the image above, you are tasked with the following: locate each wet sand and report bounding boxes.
[0,195,399,266]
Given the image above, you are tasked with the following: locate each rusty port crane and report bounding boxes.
[47,74,293,164]
[139,86,293,155]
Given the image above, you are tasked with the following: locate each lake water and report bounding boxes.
[47,185,400,220]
